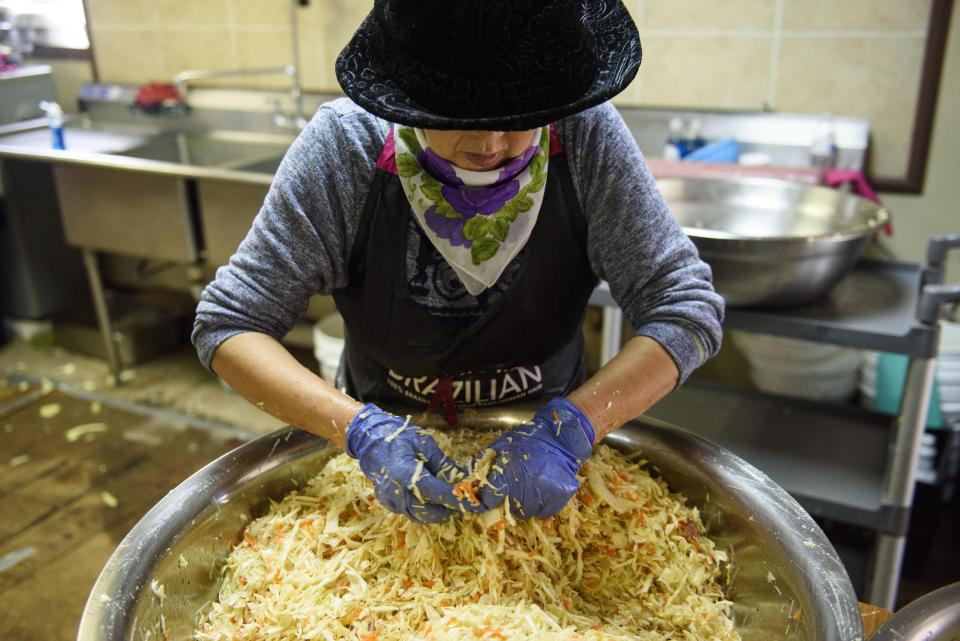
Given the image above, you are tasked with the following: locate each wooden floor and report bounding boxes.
[0,378,244,641]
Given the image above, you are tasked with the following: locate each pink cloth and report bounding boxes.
[824,169,893,235]
[824,168,880,202]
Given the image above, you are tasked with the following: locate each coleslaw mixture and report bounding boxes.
[195,430,739,641]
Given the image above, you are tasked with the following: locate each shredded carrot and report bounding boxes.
[452,478,481,505]
[343,605,363,625]
[478,624,507,639]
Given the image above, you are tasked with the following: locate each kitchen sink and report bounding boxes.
[114,130,291,171]
[0,120,158,154]
[0,116,294,266]
[0,117,293,175]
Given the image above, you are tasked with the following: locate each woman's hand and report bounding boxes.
[346,404,479,524]
[473,398,595,519]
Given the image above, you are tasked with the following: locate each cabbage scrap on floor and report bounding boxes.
[195,431,740,641]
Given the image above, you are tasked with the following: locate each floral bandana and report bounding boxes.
[393,125,550,295]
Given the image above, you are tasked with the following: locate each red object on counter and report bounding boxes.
[134,83,182,112]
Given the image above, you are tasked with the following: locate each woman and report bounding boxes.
[193,0,723,525]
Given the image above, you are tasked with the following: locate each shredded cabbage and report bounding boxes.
[195,430,740,641]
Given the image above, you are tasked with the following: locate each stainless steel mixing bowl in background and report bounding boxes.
[870,581,960,641]
[661,176,891,307]
[78,409,864,641]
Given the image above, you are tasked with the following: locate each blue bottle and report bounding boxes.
[39,101,66,150]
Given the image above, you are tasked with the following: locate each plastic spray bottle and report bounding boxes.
[809,114,837,170]
[662,117,684,161]
[39,101,66,150]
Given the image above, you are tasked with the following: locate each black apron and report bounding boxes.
[333,127,598,410]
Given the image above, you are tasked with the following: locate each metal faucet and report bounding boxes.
[172,0,310,130]
[174,65,307,129]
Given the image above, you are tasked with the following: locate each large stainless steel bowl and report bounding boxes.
[78,409,863,641]
[871,581,960,641]
[660,176,891,307]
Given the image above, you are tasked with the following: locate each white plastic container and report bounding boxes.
[312,312,345,385]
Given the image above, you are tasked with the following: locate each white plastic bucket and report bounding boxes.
[313,312,345,385]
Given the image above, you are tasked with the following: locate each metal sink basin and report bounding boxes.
[0,116,292,270]
[0,117,293,177]
[114,130,291,171]
[0,120,158,154]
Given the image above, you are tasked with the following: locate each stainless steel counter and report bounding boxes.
[0,117,283,186]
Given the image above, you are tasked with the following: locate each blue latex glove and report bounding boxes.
[346,404,478,523]
[474,397,595,519]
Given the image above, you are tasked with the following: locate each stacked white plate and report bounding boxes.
[937,320,960,418]
[731,331,862,402]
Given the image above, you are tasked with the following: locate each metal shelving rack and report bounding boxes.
[591,235,960,609]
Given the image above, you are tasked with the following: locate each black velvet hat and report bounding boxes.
[335,0,642,131]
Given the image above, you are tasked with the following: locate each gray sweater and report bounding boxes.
[193,98,724,383]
